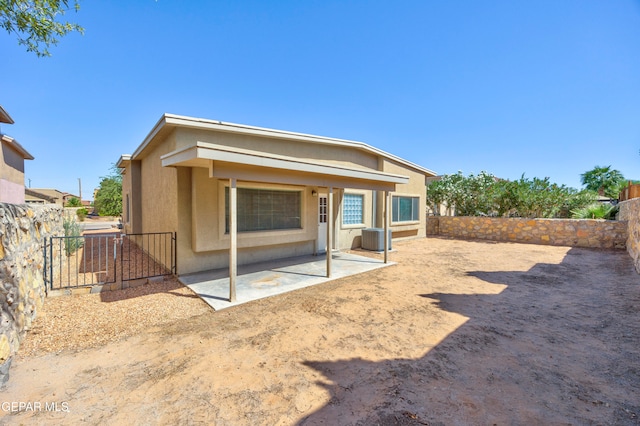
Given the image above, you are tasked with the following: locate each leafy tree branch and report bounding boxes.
[0,0,84,56]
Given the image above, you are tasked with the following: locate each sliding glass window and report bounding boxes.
[392,196,420,223]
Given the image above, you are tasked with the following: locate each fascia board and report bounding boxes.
[116,154,132,168]
[1,134,34,160]
[0,106,14,124]
[161,142,409,185]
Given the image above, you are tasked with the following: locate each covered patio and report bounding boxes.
[178,251,394,310]
[162,140,408,302]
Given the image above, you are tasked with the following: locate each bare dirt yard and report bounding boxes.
[1,237,639,425]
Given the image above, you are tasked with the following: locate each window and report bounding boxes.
[225,187,301,233]
[343,193,364,225]
[125,194,130,223]
[392,196,420,222]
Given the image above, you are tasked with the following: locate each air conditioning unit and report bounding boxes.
[361,228,392,251]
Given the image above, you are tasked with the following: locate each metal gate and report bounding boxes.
[120,232,176,282]
[44,232,176,291]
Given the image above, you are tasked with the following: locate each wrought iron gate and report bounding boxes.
[44,232,176,290]
[120,232,176,282]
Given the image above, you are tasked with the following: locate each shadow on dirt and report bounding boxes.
[299,248,640,425]
[98,278,202,303]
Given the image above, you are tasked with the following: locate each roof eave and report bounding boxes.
[1,134,34,160]
[116,154,132,168]
[0,106,14,124]
[132,113,436,176]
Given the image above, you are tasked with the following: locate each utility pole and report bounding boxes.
[78,178,82,202]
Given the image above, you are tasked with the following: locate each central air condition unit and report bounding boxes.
[361,228,392,251]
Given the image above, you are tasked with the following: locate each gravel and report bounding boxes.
[18,278,212,358]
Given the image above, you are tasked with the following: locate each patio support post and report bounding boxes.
[229,177,237,302]
[326,186,333,277]
[384,190,389,264]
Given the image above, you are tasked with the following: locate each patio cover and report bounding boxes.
[161,141,409,191]
[161,141,406,302]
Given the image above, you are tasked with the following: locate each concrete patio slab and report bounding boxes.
[178,251,394,310]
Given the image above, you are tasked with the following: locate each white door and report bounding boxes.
[317,194,327,253]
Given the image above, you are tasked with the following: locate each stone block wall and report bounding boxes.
[426,216,627,249]
[0,204,63,385]
[618,198,640,272]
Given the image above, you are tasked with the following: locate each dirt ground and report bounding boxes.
[1,237,639,425]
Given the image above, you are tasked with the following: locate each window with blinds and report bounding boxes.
[225,187,302,233]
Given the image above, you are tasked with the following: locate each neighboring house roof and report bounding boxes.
[1,134,34,160]
[25,188,57,203]
[29,188,65,201]
[0,106,14,124]
[119,113,437,177]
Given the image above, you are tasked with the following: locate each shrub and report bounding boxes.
[427,172,597,218]
[76,207,88,221]
[63,216,84,256]
[571,203,619,220]
[65,197,82,207]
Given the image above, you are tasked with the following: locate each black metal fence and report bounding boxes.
[44,232,176,291]
[121,232,176,282]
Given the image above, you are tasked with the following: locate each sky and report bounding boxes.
[1,0,639,200]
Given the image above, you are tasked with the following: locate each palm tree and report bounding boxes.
[580,165,626,198]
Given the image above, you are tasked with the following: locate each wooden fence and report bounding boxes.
[619,182,640,202]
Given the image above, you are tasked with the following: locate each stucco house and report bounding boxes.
[25,188,65,206]
[25,188,59,204]
[117,113,436,279]
[0,106,34,204]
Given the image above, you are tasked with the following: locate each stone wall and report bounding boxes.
[426,216,627,249]
[0,204,63,385]
[618,198,640,272]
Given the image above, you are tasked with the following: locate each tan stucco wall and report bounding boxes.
[381,158,426,239]
[335,188,374,250]
[0,143,25,182]
[0,143,26,203]
[173,128,380,171]
[139,132,178,235]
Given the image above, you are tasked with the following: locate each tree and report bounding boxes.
[0,0,84,57]
[427,171,497,216]
[94,165,122,217]
[427,171,596,218]
[65,196,82,207]
[580,165,626,199]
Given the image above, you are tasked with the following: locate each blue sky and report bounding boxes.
[1,0,639,200]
